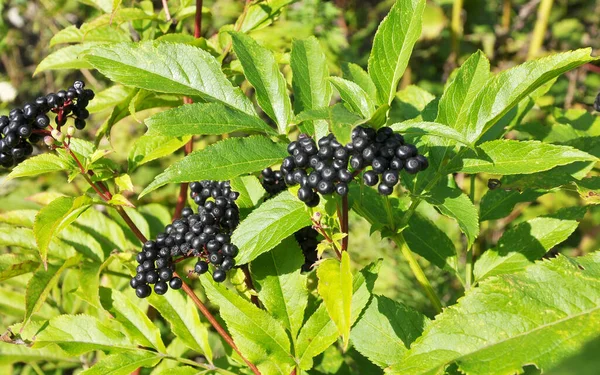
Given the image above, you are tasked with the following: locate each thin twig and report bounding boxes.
[177,273,262,375]
[241,264,261,308]
[162,0,172,21]
[194,0,203,38]
[341,195,349,251]
[220,0,253,61]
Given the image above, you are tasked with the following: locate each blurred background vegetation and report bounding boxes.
[1,1,599,371]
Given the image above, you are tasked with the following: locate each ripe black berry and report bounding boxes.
[213,269,227,282]
[405,158,421,174]
[136,285,151,299]
[169,277,183,290]
[363,171,379,186]
[154,282,168,295]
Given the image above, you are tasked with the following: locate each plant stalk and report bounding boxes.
[502,0,511,30]
[391,233,443,314]
[527,0,553,60]
[241,264,261,308]
[465,174,476,289]
[450,0,464,65]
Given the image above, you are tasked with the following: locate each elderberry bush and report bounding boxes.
[0,80,93,168]
[131,180,240,298]
[348,125,429,195]
[281,133,353,206]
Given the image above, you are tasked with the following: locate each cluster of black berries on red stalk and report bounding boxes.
[348,126,428,195]
[281,133,353,207]
[0,80,93,168]
[131,180,240,299]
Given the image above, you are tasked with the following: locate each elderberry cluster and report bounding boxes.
[260,167,286,196]
[348,126,429,195]
[131,181,241,299]
[0,80,94,168]
[281,134,353,206]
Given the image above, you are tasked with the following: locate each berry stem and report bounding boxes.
[391,232,443,314]
[340,195,349,251]
[312,217,341,259]
[161,0,172,21]
[194,0,203,38]
[176,272,262,375]
[241,264,261,308]
[64,146,110,201]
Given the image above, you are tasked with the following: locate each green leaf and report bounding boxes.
[128,134,191,172]
[479,189,545,222]
[80,351,162,375]
[230,32,292,133]
[201,274,295,375]
[295,104,362,145]
[233,191,312,265]
[5,154,71,181]
[0,209,37,227]
[140,136,287,197]
[343,63,377,100]
[291,37,332,138]
[34,196,93,267]
[0,227,37,249]
[455,140,597,175]
[388,252,600,375]
[24,256,81,328]
[146,102,275,137]
[230,176,266,209]
[50,25,130,47]
[148,289,212,360]
[474,207,586,281]
[32,314,136,354]
[296,261,380,370]
[351,295,428,368]
[100,287,166,353]
[34,44,95,74]
[404,213,458,274]
[86,41,255,114]
[546,335,600,375]
[240,0,294,32]
[368,0,426,105]
[88,85,134,113]
[0,342,75,365]
[250,236,308,340]
[425,185,479,247]
[390,121,473,147]
[317,252,353,350]
[462,48,595,143]
[0,254,39,282]
[436,50,490,129]
[329,77,375,119]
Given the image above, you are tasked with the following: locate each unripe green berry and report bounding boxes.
[66,126,75,137]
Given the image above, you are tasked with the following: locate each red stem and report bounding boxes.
[194,0,203,38]
[241,265,261,308]
[177,273,262,375]
[341,195,349,251]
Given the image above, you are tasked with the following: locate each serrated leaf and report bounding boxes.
[390,121,472,147]
[24,256,81,328]
[368,0,426,105]
[86,41,255,114]
[462,48,595,143]
[128,134,191,172]
[0,227,37,249]
[291,36,332,138]
[115,174,134,192]
[250,236,308,340]
[34,196,93,267]
[296,261,380,370]
[32,314,136,354]
[295,104,362,145]
[233,191,312,265]
[351,295,428,368]
[80,350,162,375]
[403,213,458,274]
[146,102,275,137]
[230,32,292,133]
[479,189,545,221]
[0,342,75,365]
[425,185,479,247]
[100,287,166,353]
[0,254,39,282]
[454,140,597,175]
[474,207,586,281]
[329,77,375,119]
[5,154,71,181]
[87,85,134,113]
[140,136,287,197]
[34,44,96,74]
[148,289,212,360]
[50,24,130,47]
[201,274,295,375]
[436,50,490,130]
[388,252,600,375]
[317,252,353,350]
